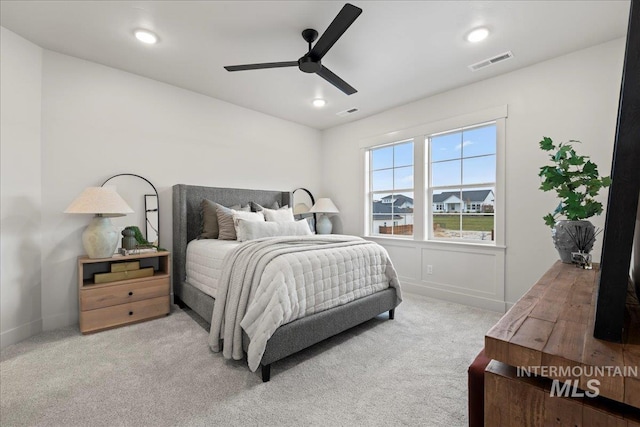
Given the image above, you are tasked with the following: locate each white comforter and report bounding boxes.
[208,235,401,371]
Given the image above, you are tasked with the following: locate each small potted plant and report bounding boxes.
[538,137,611,263]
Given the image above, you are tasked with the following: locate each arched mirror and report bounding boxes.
[101,174,160,248]
[293,188,316,233]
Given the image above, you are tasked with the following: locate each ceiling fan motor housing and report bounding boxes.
[298,56,321,73]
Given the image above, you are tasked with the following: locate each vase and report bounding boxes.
[121,228,138,250]
[552,220,596,263]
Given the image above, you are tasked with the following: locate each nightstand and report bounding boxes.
[77,251,170,334]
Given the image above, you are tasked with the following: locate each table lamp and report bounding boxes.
[65,186,133,258]
[308,198,339,234]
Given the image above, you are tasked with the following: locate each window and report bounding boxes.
[363,106,505,245]
[428,123,496,241]
[368,140,414,237]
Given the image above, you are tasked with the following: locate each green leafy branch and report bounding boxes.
[124,225,166,251]
[538,137,611,228]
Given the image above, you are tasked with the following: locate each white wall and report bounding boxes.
[321,38,624,309]
[0,28,44,347]
[34,51,322,332]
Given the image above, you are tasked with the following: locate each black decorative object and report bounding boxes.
[224,3,362,95]
[594,0,640,342]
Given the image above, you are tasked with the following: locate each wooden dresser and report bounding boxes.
[78,251,170,334]
[484,262,640,426]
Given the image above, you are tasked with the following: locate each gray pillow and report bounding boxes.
[216,204,264,240]
[200,199,249,239]
[250,201,280,212]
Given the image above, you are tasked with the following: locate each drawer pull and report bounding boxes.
[128,291,133,296]
[129,311,133,316]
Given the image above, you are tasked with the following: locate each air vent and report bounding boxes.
[336,107,359,117]
[468,51,514,71]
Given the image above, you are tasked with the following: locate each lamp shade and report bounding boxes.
[64,187,133,217]
[309,198,339,214]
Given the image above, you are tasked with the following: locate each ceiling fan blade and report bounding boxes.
[317,66,357,95]
[309,3,362,60]
[224,61,298,71]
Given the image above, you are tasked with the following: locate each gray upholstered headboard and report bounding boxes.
[172,184,291,298]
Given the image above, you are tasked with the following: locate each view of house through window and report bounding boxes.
[429,123,496,241]
[369,141,414,237]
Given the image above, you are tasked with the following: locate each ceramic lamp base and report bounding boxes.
[316,214,333,234]
[82,215,119,259]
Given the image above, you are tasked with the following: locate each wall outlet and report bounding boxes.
[427,265,433,275]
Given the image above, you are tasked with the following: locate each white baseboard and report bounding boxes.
[42,311,78,331]
[0,318,43,349]
[401,281,507,313]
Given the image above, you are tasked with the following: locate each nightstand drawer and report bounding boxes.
[80,295,170,333]
[80,278,169,311]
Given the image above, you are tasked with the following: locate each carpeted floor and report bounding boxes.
[0,293,501,426]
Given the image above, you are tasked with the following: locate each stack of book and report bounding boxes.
[94,260,154,284]
[117,247,158,256]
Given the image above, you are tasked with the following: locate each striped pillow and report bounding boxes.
[216,203,264,240]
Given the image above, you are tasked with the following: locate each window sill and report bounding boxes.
[365,235,506,250]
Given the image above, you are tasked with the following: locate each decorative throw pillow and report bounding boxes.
[200,199,249,239]
[263,207,295,223]
[250,201,281,212]
[235,218,312,242]
[217,204,264,240]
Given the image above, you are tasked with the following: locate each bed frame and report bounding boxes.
[172,184,398,381]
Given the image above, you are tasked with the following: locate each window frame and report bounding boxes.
[361,105,506,247]
[426,121,497,244]
[367,140,415,238]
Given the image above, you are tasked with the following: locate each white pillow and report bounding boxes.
[234,210,265,222]
[235,219,312,242]
[263,207,295,223]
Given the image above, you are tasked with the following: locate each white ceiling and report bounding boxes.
[0,1,630,130]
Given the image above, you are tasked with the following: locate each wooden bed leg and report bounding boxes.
[389,308,395,320]
[261,364,271,382]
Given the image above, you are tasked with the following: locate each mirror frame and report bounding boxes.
[293,187,316,233]
[102,173,160,247]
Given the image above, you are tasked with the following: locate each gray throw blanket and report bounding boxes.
[208,235,401,371]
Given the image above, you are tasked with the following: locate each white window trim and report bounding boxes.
[367,140,415,238]
[360,105,507,247]
[426,121,500,245]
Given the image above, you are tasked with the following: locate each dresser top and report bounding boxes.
[485,261,640,406]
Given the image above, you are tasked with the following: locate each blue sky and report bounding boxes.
[371,124,496,196]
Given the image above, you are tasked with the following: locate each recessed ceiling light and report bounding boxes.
[466,27,489,43]
[312,99,326,108]
[134,29,158,45]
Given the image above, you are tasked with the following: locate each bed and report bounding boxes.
[172,184,401,381]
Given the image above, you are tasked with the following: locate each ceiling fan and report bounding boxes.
[224,3,362,95]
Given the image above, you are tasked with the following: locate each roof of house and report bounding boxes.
[380,194,414,207]
[372,201,413,215]
[432,189,493,204]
